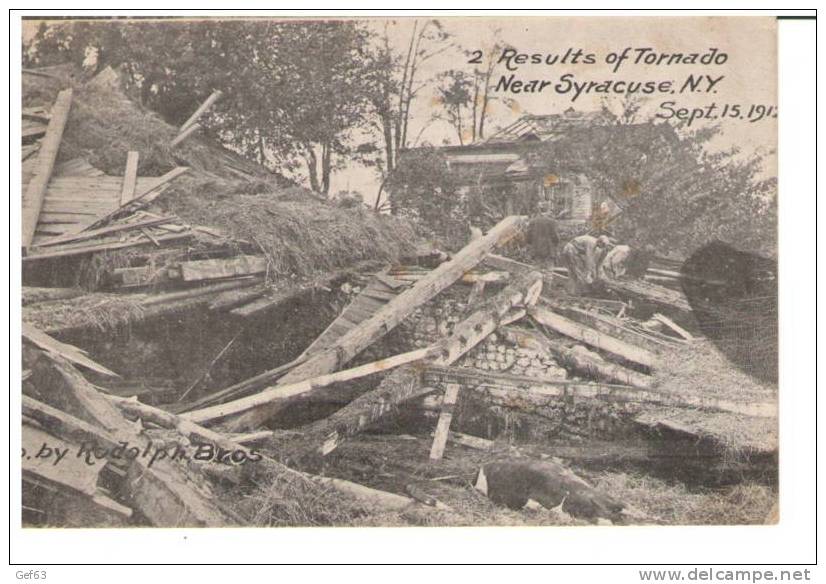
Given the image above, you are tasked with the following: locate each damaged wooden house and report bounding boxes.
[20,66,778,529]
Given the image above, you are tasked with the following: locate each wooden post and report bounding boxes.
[429,383,460,460]
[224,215,527,431]
[22,89,73,248]
[179,90,223,133]
[119,151,140,205]
[529,304,659,369]
[169,123,202,148]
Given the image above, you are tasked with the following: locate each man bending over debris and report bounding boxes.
[599,243,653,280]
[561,234,612,294]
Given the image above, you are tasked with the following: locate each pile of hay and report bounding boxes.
[23,65,277,181]
[22,293,146,334]
[164,191,421,280]
[651,341,778,455]
[23,65,425,282]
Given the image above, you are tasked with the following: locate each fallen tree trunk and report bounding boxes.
[500,326,654,389]
[529,304,659,369]
[281,271,543,462]
[225,216,527,431]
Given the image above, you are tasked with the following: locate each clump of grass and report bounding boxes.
[596,472,776,525]
[23,293,145,333]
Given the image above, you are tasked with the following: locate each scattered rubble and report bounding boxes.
[19,65,777,528]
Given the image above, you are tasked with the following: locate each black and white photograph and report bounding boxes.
[17,14,783,534]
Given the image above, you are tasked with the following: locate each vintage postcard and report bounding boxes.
[19,15,777,529]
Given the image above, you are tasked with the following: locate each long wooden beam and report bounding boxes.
[529,304,659,369]
[22,89,73,248]
[541,298,673,354]
[423,364,776,418]
[224,216,527,431]
[183,347,437,424]
[500,326,654,389]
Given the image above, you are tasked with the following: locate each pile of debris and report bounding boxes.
[20,67,777,528]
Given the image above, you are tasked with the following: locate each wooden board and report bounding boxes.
[22,323,118,377]
[23,424,102,496]
[53,158,105,178]
[119,151,140,205]
[300,273,411,357]
[180,255,267,282]
[22,89,73,247]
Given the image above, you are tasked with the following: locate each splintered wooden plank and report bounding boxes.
[32,216,176,248]
[652,313,694,340]
[23,231,192,261]
[179,255,267,282]
[22,323,118,377]
[119,151,140,205]
[81,167,189,232]
[22,88,73,248]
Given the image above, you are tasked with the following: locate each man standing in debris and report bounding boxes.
[526,202,559,266]
[561,234,612,294]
